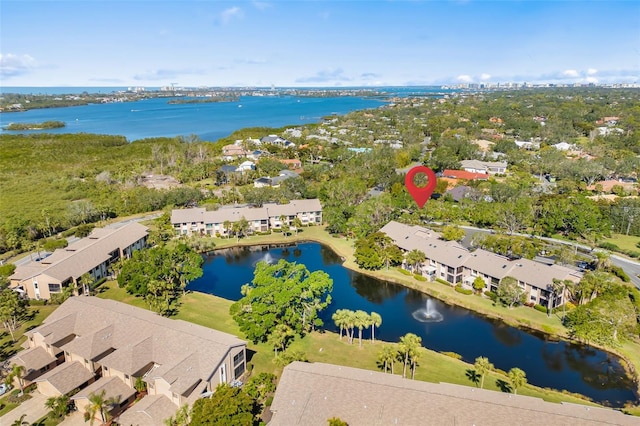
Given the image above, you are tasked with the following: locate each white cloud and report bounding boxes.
[296,68,351,83]
[585,76,599,83]
[562,69,579,77]
[252,1,271,11]
[587,68,598,75]
[220,7,243,24]
[480,73,491,81]
[457,74,473,82]
[0,53,36,78]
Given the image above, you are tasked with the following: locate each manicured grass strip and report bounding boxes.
[98,283,601,407]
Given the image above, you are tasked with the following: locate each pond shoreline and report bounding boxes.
[200,227,640,406]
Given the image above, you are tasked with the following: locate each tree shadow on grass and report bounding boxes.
[246,348,257,364]
[496,379,512,393]
[465,369,480,387]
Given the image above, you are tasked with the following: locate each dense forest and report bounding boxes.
[1,88,638,258]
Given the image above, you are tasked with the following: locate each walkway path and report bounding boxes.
[0,391,48,425]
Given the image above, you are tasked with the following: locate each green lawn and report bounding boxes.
[98,282,602,408]
[0,304,59,362]
[603,233,640,254]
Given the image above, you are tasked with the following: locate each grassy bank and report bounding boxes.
[203,225,640,401]
[97,282,601,407]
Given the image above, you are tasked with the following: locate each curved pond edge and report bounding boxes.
[199,229,640,406]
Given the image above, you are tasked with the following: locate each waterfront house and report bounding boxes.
[11,297,247,426]
[269,362,637,425]
[9,223,148,301]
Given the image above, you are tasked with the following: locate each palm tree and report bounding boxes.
[11,414,29,426]
[378,345,396,374]
[223,220,232,238]
[370,312,382,343]
[354,310,370,348]
[593,250,611,271]
[508,367,527,395]
[78,272,93,296]
[474,356,494,389]
[45,394,70,419]
[409,347,421,380]
[399,333,421,379]
[7,364,25,395]
[86,390,118,426]
[343,309,357,344]
[405,249,425,274]
[292,217,303,235]
[332,309,349,341]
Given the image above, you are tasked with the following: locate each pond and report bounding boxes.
[187,242,638,407]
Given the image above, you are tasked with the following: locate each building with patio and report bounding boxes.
[269,362,638,425]
[11,297,247,426]
[380,221,582,308]
[171,199,322,237]
[9,223,148,301]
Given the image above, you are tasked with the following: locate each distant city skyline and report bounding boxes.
[1,0,639,87]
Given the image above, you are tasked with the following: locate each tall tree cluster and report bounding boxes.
[230,259,333,344]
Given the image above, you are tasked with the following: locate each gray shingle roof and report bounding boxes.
[270,362,639,426]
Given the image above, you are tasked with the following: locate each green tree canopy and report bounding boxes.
[230,259,333,343]
[190,384,257,426]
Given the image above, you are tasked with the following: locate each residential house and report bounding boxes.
[259,135,296,148]
[171,199,322,237]
[515,140,540,150]
[460,159,507,175]
[552,142,574,151]
[441,170,490,181]
[279,159,302,170]
[380,221,581,308]
[221,144,248,160]
[253,177,273,188]
[9,223,148,301]
[269,362,638,426]
[11,297,247,426]
[237,160,255,172]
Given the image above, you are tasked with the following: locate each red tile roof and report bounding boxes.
[442,170,489,180]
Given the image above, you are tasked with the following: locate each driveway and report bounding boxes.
[0,390,48,425]
[59,410,86,426]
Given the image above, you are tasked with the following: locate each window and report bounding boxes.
[233,351,244,366]
[234,363,245,379]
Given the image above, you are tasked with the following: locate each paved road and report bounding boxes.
[0,391,48,425]
[457,224,640,289]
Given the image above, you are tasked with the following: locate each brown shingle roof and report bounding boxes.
[72,376,136,405]
[26,297,245,398]
[11,346,56,375]
[116,394,177,426]
[35,361,94,395]
[270,362,639,426]
[10,223,148,282]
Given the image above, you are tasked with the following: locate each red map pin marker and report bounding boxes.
[405,165,437,208]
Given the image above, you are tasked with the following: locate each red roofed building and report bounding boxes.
[442,170,489,181]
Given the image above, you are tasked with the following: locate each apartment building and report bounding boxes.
[171,199,322,237]
[12,297,247,426]
[9,223,148,301]
[380,221,582,308]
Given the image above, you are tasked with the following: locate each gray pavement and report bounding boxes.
[0,390,48,426]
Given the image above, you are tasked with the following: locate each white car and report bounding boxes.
[0,383,9,396]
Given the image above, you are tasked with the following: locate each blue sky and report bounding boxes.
[1,0,639,87]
